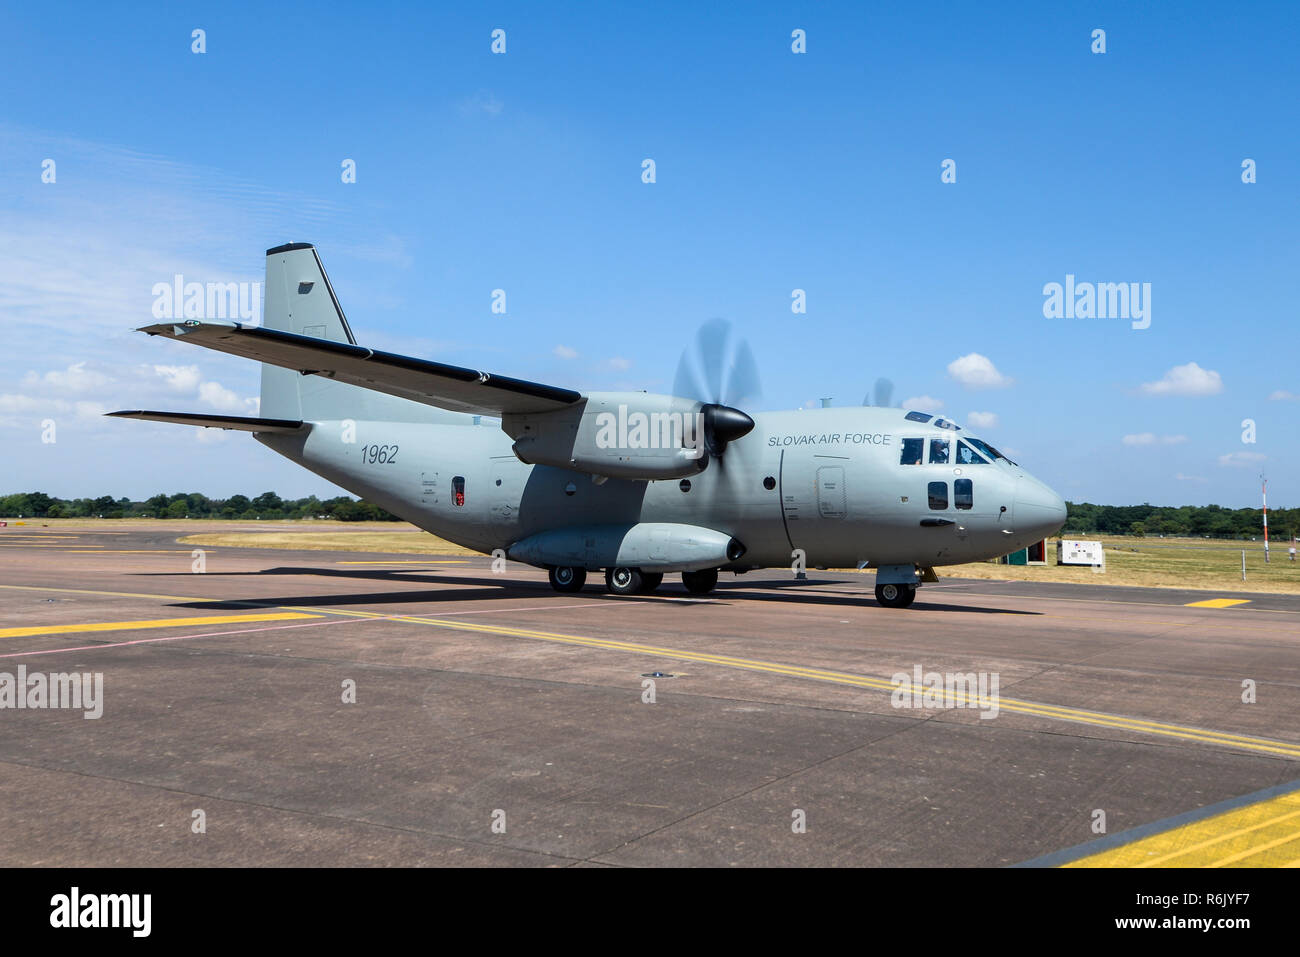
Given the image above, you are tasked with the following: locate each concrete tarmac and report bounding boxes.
[1,524,1297,866]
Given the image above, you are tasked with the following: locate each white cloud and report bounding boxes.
[967,411,998,429]
[553,345,578,360]
[901,395,944,412]
[1269,390,1298,401]
[947,353,1012,389]
[1175,473,1208,483]
[198,380,257,414]
[1139,362,1223,397]
[153,364,203,393]
[605,357,631,371]
[1122,433,1188,446]
[1217,451,1267,467]
[22,361,114,395]
[0,393,45,415]
[0,394,107,428]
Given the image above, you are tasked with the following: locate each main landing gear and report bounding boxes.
[548,565,719,596]
[547,565,586,592]
[603,566,663,595]
[681,568,718,595]
[874,582,917,608]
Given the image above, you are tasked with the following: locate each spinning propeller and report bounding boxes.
[672,318,760,460]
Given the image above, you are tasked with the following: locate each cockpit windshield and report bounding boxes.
[955,440,989,465]
[964,437,1012,464]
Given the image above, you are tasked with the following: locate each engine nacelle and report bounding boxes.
[508,522,746,572]
[503,392,709,480]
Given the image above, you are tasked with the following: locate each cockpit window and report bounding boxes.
[965,436,1008,463]
[900,438,924,465]
[956,440,988,465]
[904,411,933,423]
[933,418,961,431]
[929,437,950,464]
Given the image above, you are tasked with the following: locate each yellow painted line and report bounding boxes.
[1065,791,1300,867]
[0,583,236,603]
[942,588,1300,615]
[292,606,1300,760]
[1185,598,1251,608]
[0,612,320,639]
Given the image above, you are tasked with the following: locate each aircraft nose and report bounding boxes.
[1015,477,1067,537]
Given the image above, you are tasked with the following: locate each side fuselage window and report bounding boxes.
[900,438,924,465]
[929,438,950,464]
[956,440,988,465]
[928,481,948,510]
[452,476,466,506]
[954,478,973,509]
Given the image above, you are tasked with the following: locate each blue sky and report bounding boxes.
[1,1,1296,507]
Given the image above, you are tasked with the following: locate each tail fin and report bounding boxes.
[260,242,356,419]
[259,242,359,420]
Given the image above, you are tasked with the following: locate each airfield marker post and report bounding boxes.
[1261,477,1270,563]
[1242,550,1247,582]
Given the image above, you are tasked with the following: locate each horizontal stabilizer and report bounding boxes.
[106,410,306,433]
[137,320,583,417]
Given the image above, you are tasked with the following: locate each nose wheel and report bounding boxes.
[874,582,917,608]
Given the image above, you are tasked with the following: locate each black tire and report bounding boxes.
[548,566,586,593]
[637,572,663,594]
[681,568,719,595]
[605,566,644,595]
[875,582,917,608]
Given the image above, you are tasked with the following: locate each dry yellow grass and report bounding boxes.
[933,536,1300,595]
[178,528,479,555]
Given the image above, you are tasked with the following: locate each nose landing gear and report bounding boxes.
[874,582,917,608]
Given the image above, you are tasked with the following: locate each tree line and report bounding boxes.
[0,492,1293,539]
[0,491,398,521]
[1063,502,1295,540]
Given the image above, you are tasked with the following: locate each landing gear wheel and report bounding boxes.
[637,572,663,594]
[605,566,644,595]
[681,568,719,595]
[548,566,586,593]
[875,583,917,608]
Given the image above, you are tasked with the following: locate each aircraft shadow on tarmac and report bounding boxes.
[132,566,1040,615]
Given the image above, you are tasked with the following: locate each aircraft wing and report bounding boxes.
[106,410,307,433]
[136,320,583,416]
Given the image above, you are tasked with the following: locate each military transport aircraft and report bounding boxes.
[110,243,1067,607]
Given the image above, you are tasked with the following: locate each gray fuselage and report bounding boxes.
[258,405,1067,571]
